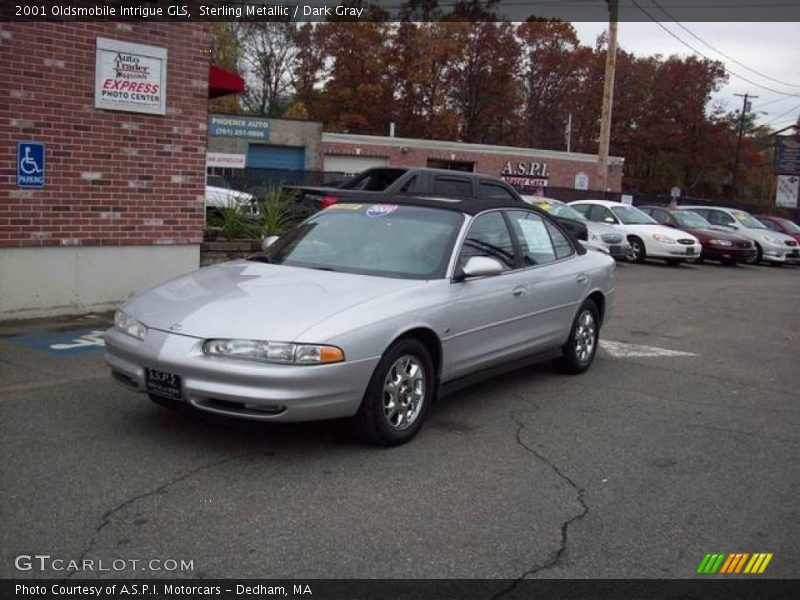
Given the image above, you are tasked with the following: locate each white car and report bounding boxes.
[681,206,799,265]
[206,175,256,213]
[569,200,701,264]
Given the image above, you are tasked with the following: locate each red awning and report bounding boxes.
[209,64,245,99]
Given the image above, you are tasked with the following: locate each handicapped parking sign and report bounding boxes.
[17,141,45,188]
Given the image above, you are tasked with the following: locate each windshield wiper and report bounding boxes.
[310,266,338,272]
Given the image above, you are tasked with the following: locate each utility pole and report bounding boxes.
[731,92,757,201]
[597,0,619,193]
[566,112,572,153]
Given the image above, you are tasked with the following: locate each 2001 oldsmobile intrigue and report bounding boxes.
[105,197,615,445]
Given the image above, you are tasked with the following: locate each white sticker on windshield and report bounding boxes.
[366,204,398,217]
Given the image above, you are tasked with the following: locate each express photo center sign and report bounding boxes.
[95,37,167,115]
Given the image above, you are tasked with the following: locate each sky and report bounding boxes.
[572,22,800,130]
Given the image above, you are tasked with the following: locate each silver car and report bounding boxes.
[105,197,616,445]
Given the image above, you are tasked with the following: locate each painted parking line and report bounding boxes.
[4,328,106,355]
[600,340,697,358]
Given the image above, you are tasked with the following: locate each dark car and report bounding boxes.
[639,206,756,265]
[756,215,800,243]
[287,167,588,241]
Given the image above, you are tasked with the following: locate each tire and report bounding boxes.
[746,243,762,265]
[554,300,600,375]
[355,338,435,446]
[628,236,646,263]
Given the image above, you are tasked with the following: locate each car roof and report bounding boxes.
[365,194,532,216]
[570,199,633,208]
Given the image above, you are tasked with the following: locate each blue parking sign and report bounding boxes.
[17,141,45,189]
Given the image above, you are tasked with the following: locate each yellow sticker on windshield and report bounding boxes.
[330,203,362,210]
[537,202,552,212]
[733,212,749,222]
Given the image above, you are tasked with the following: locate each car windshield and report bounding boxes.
[539,203,586,221]
[731,210,766,229]
[673,210,711,229]
[254,204,464,279]
[775,218,800,234]
[610,206,657,225]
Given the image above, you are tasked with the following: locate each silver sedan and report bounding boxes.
[105,197,616,445]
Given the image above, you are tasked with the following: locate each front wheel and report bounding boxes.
[745,243,761,265]
[355,339,434,446]
[628,237,646,263]
[554,300,600,375]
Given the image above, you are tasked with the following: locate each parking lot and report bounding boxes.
[1,261,798,581]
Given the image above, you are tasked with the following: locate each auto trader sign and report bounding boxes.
[95,38,167,115]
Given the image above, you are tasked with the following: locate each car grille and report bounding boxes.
[785,240,797,247]
[677,239,695,245]
[736,241,752,248]
[601,234,623,244]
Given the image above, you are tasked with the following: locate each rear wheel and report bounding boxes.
[554,300,600,375]
[355,339,434,446]
[628,237,646,263]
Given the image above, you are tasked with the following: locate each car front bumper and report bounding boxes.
[104,327,379,422]
[703,245,757,262]
[761,243,800,263]
[645,240,702,260]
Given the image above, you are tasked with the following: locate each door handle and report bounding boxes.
[512,286,527,297]
[575,274,589,285]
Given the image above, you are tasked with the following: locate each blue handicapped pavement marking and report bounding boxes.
[5,328,107,356]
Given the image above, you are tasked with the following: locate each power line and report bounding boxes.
[763,103,800,126]
[649,0,800,89]
[629,0,800,98]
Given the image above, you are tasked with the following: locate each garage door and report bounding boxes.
[246,144,306,170]
[324,155,388,174]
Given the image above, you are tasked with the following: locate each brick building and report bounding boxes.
[321,133,624,195]
[0,23,212,319]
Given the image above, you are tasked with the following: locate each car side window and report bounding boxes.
[399,176,417,193]
[479,182,518,202]
[545,221,575,260]
[571,204,591,216]
[458,212,516,271]
[651,210,670,225]
[587,205,614,223]
[507,210,565,265]
[708,211,734,226]
[433,176,472,196]
[761,219,781,232]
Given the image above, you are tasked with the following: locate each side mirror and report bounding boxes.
[262,235,280,250]
[456,256,505,280]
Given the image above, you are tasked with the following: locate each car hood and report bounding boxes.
[122,261,429,341]
[685,228,746,241]
[740,228,794,244]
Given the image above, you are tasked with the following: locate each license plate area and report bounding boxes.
[145,368,182,400]
[686,247,695,255]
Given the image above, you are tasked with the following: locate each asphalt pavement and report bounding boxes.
[1,261,798,581]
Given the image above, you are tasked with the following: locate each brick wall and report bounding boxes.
[0,23,211,249]
[322,140,624,192]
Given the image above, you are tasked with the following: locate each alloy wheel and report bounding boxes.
[574,310,596,364]
[383,355,426,431]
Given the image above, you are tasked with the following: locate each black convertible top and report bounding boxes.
[359,193,532,216]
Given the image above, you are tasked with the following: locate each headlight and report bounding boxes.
[708,239,733,246]
[203,339,345,365]
[114,310,147,340]
[763,235,782,245]
[652,234,676,244]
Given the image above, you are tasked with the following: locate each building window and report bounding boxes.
[426,159,475,172]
